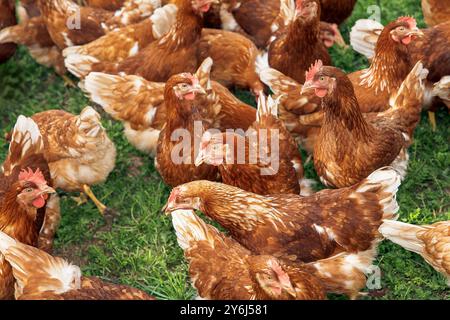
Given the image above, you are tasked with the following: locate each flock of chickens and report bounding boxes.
[0,0,449,300]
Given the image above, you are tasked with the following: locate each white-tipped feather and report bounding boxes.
[379,220,425,254]
[0,231,82,297]
[271,0,296,35]
[356,167,401,220]
[298,178,316,196]
[350,19,384,60]
[433,76,450,101]
[256,94,279,122]
[150,3,178,39]
[64,53,99,78]
[172,210,214,251]
[0,231,17,254]
[0,27,13,44]
[255,51,269,76]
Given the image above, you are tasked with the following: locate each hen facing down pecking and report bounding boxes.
[165,167,401,265]
[31,107,116,216]
[0,231,155,300]
[303,60,427,188]
[379,220,450,286]
[195,94,310,195]
[0,116,56,299]
[171,209,326,300]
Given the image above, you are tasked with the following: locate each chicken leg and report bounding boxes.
[82,184,108,216]
[428,111,437,131]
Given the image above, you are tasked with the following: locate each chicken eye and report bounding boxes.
[24,188,34,193]
[320,76,325,81]
[399,27,405,31]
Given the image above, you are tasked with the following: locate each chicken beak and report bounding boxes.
[192,84,207,95]
[408,28,424,38]
[301,81,316,95]
[285,286,297,299]
[39,186,56,196]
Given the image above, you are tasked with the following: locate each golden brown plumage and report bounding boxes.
[348,17,423,114]
[31,107,116,215]
[0,116,55,299]
[155,65,219,187]
[165,167,401,265]
[379,220,450,286]
[259,67,322,154]
[0,15,66,75]
[37,0,160,49]
[0,231,155,300]
[195,95,305,195]
[421,0,450,27]
[82,58,255,156]
[0,0,17,63]
[64,3,177,78]
[304,61,426,188]
[318,0,355,25]
[86,0,126,10]
[171,209,326,300]
[269,0,331,84]
[199,28,265,96]
[91,0,215,82]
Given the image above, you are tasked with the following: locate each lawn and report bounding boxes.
[0,0,449,300]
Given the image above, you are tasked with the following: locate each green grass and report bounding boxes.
[0,0,449,300]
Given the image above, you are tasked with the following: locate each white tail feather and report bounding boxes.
[379,220,424,254]
[172,210,216,251]
[433,76,450,101]
[150,3,178,39]
[356,167,401,220]
[350,19,384,60]
[64,53,99,78]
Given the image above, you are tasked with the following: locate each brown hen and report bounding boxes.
[268,0,331,84]
[165,167,401,266]
[0,0,16,63]
[303,60,426,188]
[155,64,219,187]
[171,209,326,300]
[380,220,450,286]
[0,231,155,300]
[0,116,56,299]
[195,94,310,195]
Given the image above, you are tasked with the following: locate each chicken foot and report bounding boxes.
[82,184,109,216]
[428,111,437,131]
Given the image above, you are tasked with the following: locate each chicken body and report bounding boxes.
[318,0,356,25]
[155,65,219,187]
[31,107,116,215]
[171,209,326,300]
[196,95,305,195]
[0,0,17,63]
[86,0,126,10]
[82,58,255,157]
[0,116,55,299]
[91,0,212,82]
[269,0,331,84]
[379,220,450,286]
[0,15,66,76]
[0,231,155,300]
[166,167,401,265]
[64,3,178,78]
[422,0,450,27]
[309,62,426,188]
[199,28,264,95]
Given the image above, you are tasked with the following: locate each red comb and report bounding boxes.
[305,60,323,82]
[18,168,47,186]
[397,16,417,29]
